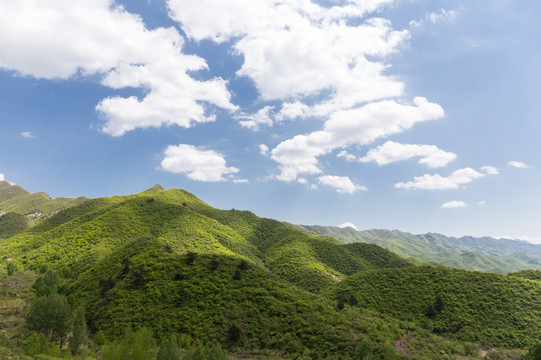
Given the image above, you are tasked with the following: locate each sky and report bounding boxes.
[1,0,540,243]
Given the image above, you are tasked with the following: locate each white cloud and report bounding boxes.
[409,8,458,28]
[168,0,407,117]
[160,144,239,182]
[0,0,236,137]
[441,200,467,208]
[276,102,311,122]
[233,179,249,184]
[428,9,458,24]
[337,150,357,162]
[272,97,445,181]
[236,106,274,130]
[339,222,358,231]
[477,200,486,205]
[259,144,269,156]
[21,131,35,138]
[318,175,366,194]
[0,173,4,182]
[360,141,456,168]
[508,161,529,169]
[395,167,485,190]
[481,166,499,175]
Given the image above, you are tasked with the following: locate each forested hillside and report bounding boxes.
[1,184,540,359]
[0,180,87,237]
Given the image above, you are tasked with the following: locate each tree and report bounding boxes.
[522,342,541,360]
[93,330,107,346]
[6,261,17,276]
[69,305,87,355]
[32,271,60,296]
[354,339,374,360]
[130,327,156,360]
[434,296,444,312]
[425,304,436,318]
[227,324,241,345]
[157,336,181,360]
[26,293,72,346]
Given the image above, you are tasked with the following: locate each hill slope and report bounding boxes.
[332,266,541,348]
[3,185,541,358]
[0,181,87,237]
[304,226,541,273]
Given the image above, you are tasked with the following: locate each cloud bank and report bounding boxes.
[0,0,236,137]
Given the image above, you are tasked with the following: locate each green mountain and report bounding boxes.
[2,185,541,359]
[0,180,87,237]
[332,266,541,348]
[303,226,541,274]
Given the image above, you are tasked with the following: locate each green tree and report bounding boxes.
[130,327,156,360]
[69,305,87,355]
[26,293,72,346]
[157,336,181,360]
[6,261,17,276]
[522,342,541,360]
[93,330,107,347]
[32,271,60,296]
[354,339,374,360]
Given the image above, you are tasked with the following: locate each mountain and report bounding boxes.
[303,226,541,274]
[332,266,541,348]
[2,185,541,359]
[0,180,87,237]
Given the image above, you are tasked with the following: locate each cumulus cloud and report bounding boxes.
[395,167,486,190]
[272,97,445,181]
[0,173,4,182]
[318,175,366,194]
[477,200,486,205]
[360,141,456,168]
[339,222,358,230]
[259,144,269,156]
[441,200,467,208]
[160,144,239,182]
[481,166,499,175]
[21,131,35,138]
[508,161,529,169]
[0,0,236,137]
[276,102,311,122]
[337,150,357,162]
[168,0,408,118]
[233,179,249,184]
[236,106,274,130]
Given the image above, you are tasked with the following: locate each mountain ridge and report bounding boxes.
[302,226,541,273]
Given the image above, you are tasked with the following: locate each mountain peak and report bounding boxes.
[141,184,165,194]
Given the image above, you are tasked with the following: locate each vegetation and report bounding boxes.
[332,266,541,348]
[0,180,87,237]
[508,269,541,281]
[0,183,540,359]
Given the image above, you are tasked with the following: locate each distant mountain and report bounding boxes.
[302,226,541,274]
[0,180,87,237]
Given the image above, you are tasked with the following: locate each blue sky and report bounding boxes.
[1,0,540,242]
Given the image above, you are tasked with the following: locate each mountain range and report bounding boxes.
[303,226,541,274]
[1,182,541,359]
